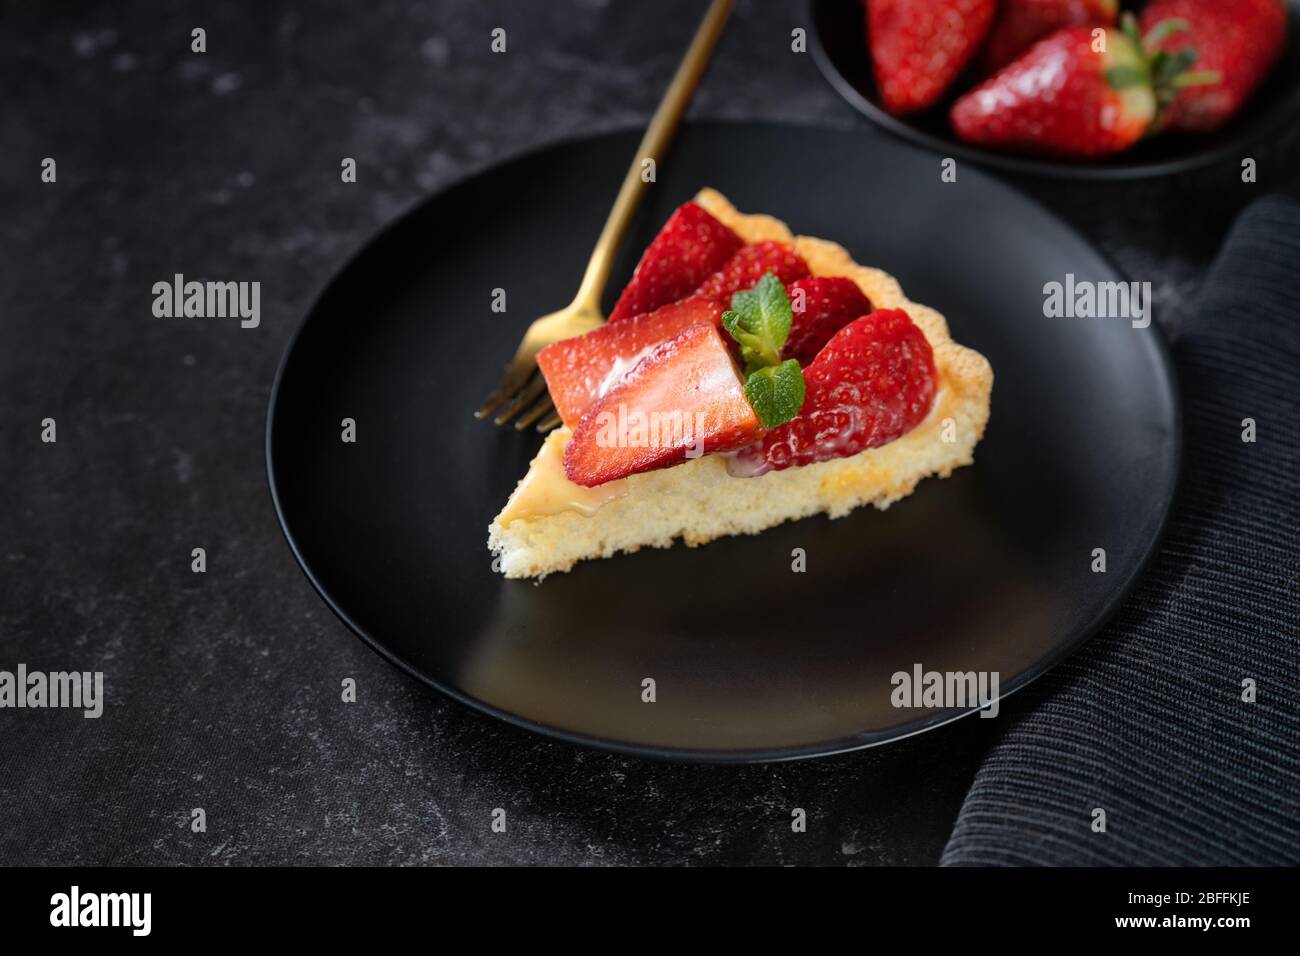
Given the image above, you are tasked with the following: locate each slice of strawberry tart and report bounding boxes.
[488,189,993,578]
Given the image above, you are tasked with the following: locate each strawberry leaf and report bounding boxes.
[722,272,793,375]
[743,359,805,430]
[1120,11,1143,49]
[1172,69,1222,89]
[1142,17,1190,48]
[1152,48,1199,86]
[1106,65,1148,89]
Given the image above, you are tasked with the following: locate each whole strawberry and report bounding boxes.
[950,25,1157,159]
[866,0,996,114]
[981,0,1119,74]
[1140,0,1286,132]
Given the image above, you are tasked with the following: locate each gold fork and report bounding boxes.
[476,0,734,431]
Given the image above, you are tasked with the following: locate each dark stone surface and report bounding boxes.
[2,0,1296,865]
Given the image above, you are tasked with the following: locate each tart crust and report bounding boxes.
[487,189,993,579]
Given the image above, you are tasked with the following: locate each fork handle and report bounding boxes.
[572,0,734,313]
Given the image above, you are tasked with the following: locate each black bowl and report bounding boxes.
[810,0,1300,180]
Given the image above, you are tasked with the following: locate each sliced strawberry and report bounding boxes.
[782,277,874,366]
[538,295,725,428]
[608,201,743,323]
[731,309,936,475]
[563,322,762,487]
[695,242,810,301]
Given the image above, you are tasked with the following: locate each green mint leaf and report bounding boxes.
[721,273,805,429]
[743,359,805,430]
[722,272,793,375]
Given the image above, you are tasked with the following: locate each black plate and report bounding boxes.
[810,0,1300,180]
[267,122,1180,762]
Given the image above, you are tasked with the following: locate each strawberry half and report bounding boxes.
[867,0,996,114]
[538,295,725,429]
[608,201,743,323]
[695,242,810,301]
[731,309,936,475]
[981,0,1119,75]
[1140,0,1286,133]
[563,322,762,487]
[950,25,1157,159]
[782,277,874,366]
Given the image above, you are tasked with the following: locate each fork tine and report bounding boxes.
[479,0,732,428]
[514,395,555,431]
[535,412,563,433]
[476,358,538,419]
[492,371,547,426]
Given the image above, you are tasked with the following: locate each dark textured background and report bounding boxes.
[2,0,1297,865]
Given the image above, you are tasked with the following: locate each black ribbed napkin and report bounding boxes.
[942,195,1300,866]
